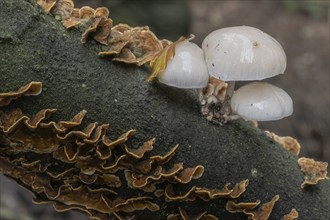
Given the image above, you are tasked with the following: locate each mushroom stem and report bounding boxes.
[220,81,235,115]
[197,88,206,105]
[225,114,241,121]
[225,81,236,100]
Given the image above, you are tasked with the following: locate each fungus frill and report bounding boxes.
[63,6,113,44]
[265,131,301,156]
[0,82,208,219]
[243,195,280,220]
[99,24,164,66]
[0,81,42,107]
[158,179,249,202]
[37,0,113,45]
[298,157,328,188]
[37,0,168,66]
[50,0,74,20]
[37,0,58,13]
[199,77,228,105]
[226,195,298,220]
[282,209,299,220]
[167,207,218,220]
[225,200,261,213]
[0,82,258,219]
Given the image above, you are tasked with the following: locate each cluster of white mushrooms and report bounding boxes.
[152,26,293,123]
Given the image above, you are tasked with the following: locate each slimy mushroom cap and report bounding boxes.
[158,40,209,89]
[202,26,286,81]
[230,82,293,121]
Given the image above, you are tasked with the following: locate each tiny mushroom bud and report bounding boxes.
[230,82,293,121]
[149,38,209,89]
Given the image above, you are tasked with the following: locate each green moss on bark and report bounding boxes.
[0,0,329,219]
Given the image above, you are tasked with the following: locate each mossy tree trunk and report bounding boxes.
[0,0,329,219]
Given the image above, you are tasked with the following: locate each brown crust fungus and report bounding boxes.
[37,0,172,67]
[265,131,301,156]
[50,0,74,20]
[37,0,58,13]
[199,77,228,106]
[282,208,299,220]
[62,6,113,44]
[298,157,328,188]
[0,82,211,219]
[195,179,249,201]
[225,200,261,213]
[99,24,164,66]
[80,7,112,44]
[226,195,297,220]
[161,179,249,203]
[0,83,254,219]
[167,207,218,220]
[244,195,280,220]
[199,77,231,122]
[0,81,42,107]
[38,0,114,45]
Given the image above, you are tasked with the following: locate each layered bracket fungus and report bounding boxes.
[201,26,287,123]
[148,36,209,89]
[230,82,293,121]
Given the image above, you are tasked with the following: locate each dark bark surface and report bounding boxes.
[0,0,329,219]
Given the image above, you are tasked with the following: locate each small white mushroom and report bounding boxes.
[158,40,209,89]
[202,26,286,81]
[230,82,293,121]
[201,26,287,121]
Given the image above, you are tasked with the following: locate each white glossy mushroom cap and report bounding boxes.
[159,40,209,89]
[202,26,286,81]
[231,82,293,121]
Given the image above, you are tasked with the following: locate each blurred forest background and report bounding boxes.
[1,0,329,219]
